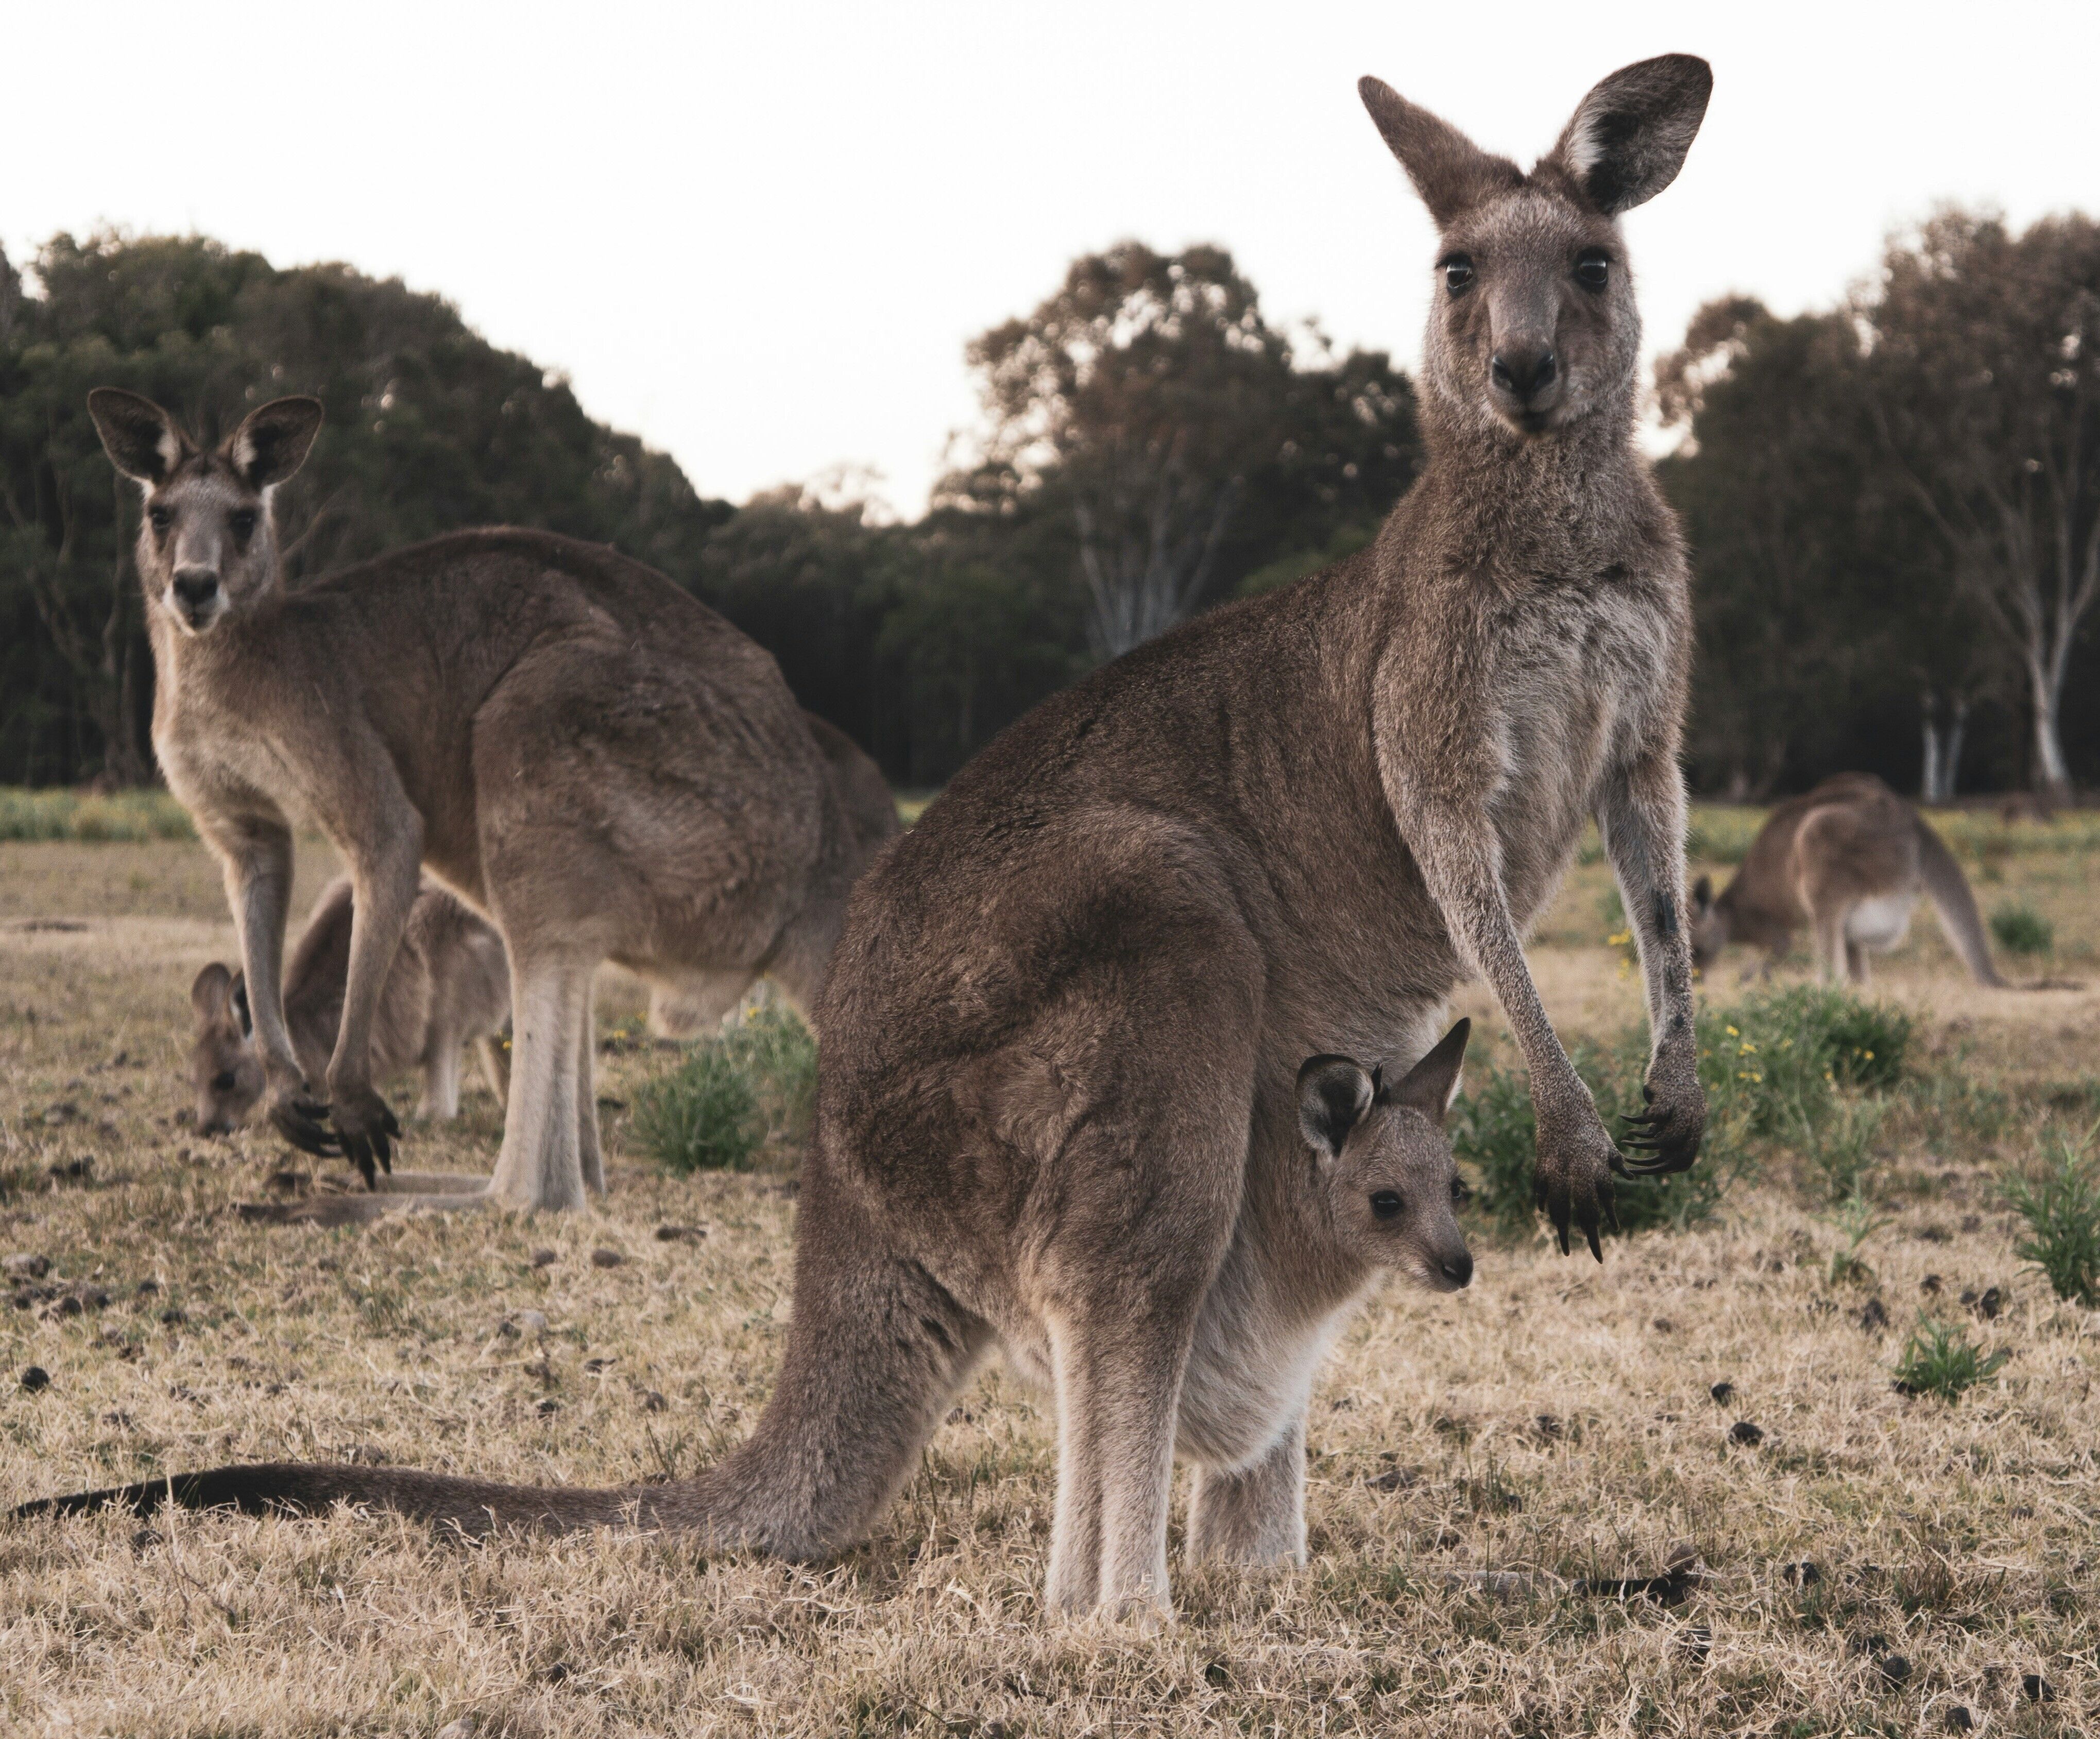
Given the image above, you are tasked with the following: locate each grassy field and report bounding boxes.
[2,811,2096,1736]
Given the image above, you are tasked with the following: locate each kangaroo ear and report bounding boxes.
[227,397,323,490]
[230,971,253,1038]
[1358,77,1523,228]
[89,388,190,486]
[1299,1054,1376,1160]
[191,962,234,1024]
[1390,1019,1471,1126]
[1692,874,1714,913]
[1543,54,1712,215]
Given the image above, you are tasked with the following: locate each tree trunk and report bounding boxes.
[2029,655,2072,799]
[1942,697,1968,801]
[1919,701,1942,803]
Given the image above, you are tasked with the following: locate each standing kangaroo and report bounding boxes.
[190,875,511,1138]
[1689,772,2005,986]
[29,58,1712,1623]
[84,389,890,1211]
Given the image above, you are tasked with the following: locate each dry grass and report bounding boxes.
[3,826,2097,1737]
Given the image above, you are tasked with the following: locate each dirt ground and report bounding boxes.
[1,818,2095,1737]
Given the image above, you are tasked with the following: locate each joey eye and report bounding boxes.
[1575,249,1611,290]
[1369,1189,1404,1220]
[1450,1176,1473,1206]
[211,1070,239,1093]
[1442,254,1475,295]
[148,505,173,533]
[230,508,258,541]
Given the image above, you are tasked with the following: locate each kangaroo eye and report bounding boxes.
[1370,1190,1404,1220]
[1575,249,1611,290]
[1442,255,1475,295]
[211,1070,239,1092]
[1450,1176,1473,1206]
[148,505,173,533]
[230,508,258,540]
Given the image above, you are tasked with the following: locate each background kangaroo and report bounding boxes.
[86,388,893,1210]
[31,57,1713,1623]
[1689,772,2006,986]
[190,875,510,1137]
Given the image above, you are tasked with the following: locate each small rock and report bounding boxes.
[2,1253,49,1280]
[47,1155,94,1181]
[1972,1286,2004,1321]
[589,1248,626,1269]
[1959,1213,1982,1233]
[160,1307,186,1326]
[655,1223,708,1243]
[1728,1420,1764,1447]
[2021,1673,2053,1702]
[530,1249,558,1269]
[1920,1274,1942,1294]
[537,1398,560,1417]
[1709,1380,1734,1404]
[21,1365,50,1392]
[1651,1317,1675,1334]
[52,1294,83,1318]
[1534,1413,1564,1440]
[583,1357,615,1375]
[1367,1466,1420,1492]
[101,1409,133,1427]
[640,1390,668,1412]
[1943,1708,1974,1732]
[1679,1625,1712,1661]
[1878,1655,1912,1687]
[541,1662,572,1684]
[130,1527,162,1552]
[1856,1298,1889,1331]
[136,1277,159,1295]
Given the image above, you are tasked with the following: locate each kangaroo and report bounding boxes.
[1689,772,2005,986]
[190,875,511,1138]
[30,58,1712,1622]
[84,388,888,1210]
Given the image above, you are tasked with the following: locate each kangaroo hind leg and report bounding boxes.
[487,950,597,1212]
[1187,1412,1308,1567]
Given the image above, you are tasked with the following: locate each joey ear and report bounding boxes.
[191,962,234,1025]
[89,388,190,485]
[230,972,253,1038]
[227,396,323,490]
[1298,1054,1376,1160]
[1692,874,1714,913]
[1543,54,1712,215]
[1390,1019,1471,1126]
[1357,76,1522,228]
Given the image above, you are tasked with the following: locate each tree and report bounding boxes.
[1865,210,2100,798]
[963,242,1415,659]
[0,232,731,785]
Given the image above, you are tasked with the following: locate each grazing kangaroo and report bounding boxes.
[1689,773,2005,986]
[190,875,511,1138]
[30,57,1711,1622]
[85,387,889,1209]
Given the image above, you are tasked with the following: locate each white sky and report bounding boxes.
[7,1,2097,518]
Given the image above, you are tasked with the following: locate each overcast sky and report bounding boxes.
[7,1,2097,517]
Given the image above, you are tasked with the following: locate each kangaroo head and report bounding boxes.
[88,389,322,638]
[1358,55,1710,441]
[1687,873,1729,972]
[1299,1019,1474,1291]
[190,962,265,1134]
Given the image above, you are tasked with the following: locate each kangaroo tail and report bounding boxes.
[1915,814,2005,986]
[15,1150,987,1556]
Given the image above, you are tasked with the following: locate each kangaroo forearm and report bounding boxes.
[1595,764,1697,1052]
[330,842,423,1092]
[212,820,299,1080]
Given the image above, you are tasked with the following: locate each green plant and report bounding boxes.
[0,786,196,842]
[1891,1315,2010,1401]
[1988,902,2054,957]
[2002,1121,2100,1306]
[630,1046,764,1173]
[1802,1096,1888,1205]
[629,1003,820,1175]
[1825,1196,1888,1286]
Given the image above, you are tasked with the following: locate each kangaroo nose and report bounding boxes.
[1490,346,1558,402]
[1440,1250,1474,1288]
[173,568,219,607]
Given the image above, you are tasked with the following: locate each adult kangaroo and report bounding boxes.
[1689,772,2005,986]
[30,58,1711,1622]
[84,388,889,1211]
[190,874,511,1138]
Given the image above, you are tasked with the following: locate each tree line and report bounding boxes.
[4,215,2095,796]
